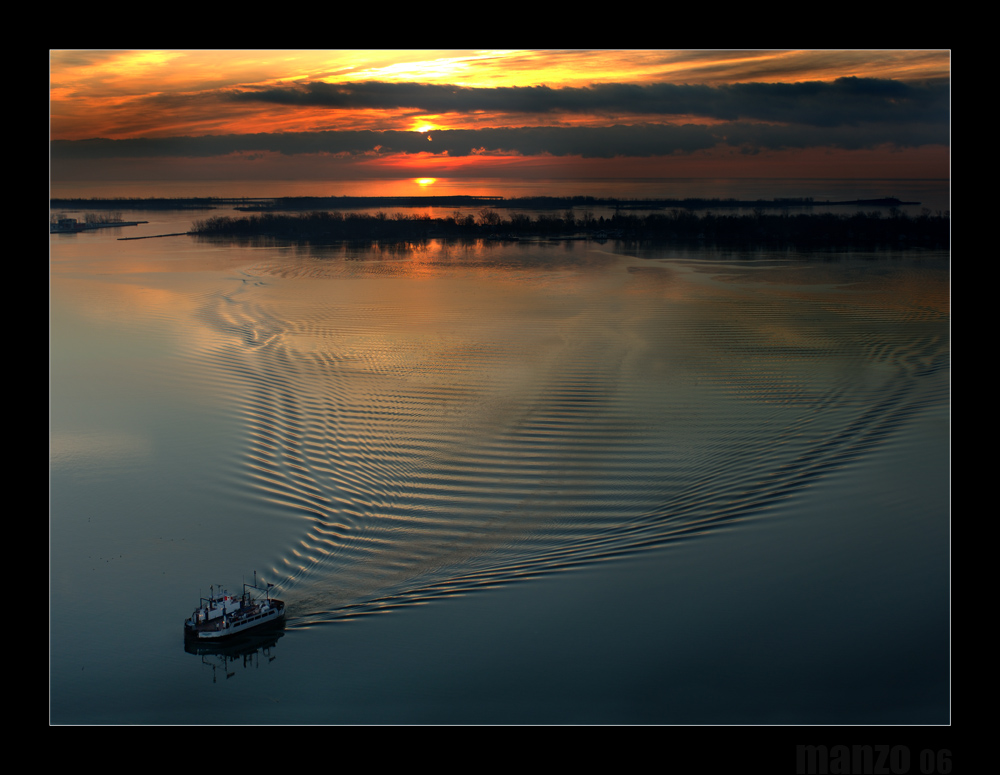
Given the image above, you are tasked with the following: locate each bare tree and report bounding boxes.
[478,208,502,228]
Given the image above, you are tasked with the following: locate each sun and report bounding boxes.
[412,118,444,133]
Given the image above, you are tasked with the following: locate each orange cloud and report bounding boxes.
[51,50,950,142]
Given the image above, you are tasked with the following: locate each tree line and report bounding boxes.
[191,207,949,249]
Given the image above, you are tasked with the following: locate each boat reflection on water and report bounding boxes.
[184,626,286,683]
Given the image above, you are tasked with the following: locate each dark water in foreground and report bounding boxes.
[50,211,949,724]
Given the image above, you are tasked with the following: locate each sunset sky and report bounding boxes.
[49,50,950,190]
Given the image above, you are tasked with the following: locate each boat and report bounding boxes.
[184,572,285,641]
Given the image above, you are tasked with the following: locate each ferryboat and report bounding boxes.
[184,573,285,640]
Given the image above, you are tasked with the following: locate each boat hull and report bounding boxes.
[184,600,285,640]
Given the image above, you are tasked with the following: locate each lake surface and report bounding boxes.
[50,210,950,724]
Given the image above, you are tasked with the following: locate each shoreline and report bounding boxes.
[185,208,950,250]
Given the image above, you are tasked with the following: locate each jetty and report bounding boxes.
[117,232,194,240]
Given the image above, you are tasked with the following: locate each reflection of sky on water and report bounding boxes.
[49,225,949,724]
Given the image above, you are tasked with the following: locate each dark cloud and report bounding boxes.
[225,77,949,129]
[50,115,947,164]
[51,74,948,169]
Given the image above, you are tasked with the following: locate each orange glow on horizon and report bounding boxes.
[63,145,942,183]
[51,50,950,141]
[359,145,949,181]
[50,50,949,186]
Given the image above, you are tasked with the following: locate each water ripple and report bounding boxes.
[191,248,949,627]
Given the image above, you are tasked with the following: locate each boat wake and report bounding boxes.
[189,245,949,628]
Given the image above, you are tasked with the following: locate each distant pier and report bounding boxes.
[117,232,194,240]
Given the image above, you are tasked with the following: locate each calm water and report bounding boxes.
[50,209,950,724]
